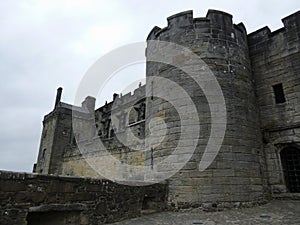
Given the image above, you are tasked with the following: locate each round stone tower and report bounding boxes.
[145,10,268,207]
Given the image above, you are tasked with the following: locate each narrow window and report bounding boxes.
[151,147,154,170]
[71,133,79,146]
[272,83,286,104]
[72,137,76,146]
[43,129,47,138]
[110,129,115,138]
[42,149,46,160]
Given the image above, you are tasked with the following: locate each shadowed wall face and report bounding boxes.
[0,171,167,225]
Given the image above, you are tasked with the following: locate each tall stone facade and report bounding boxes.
[248,11,300,194]
[34,9,300,207]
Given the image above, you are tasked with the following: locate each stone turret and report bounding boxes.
[145,9,266,207]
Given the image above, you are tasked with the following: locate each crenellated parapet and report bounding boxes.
[248,10,300,53]
[248,10,300,129]
[147,9,248,49]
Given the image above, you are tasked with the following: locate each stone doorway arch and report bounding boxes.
[280,146,300,192]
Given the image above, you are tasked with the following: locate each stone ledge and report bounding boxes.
[29,203,88,212]
[273,193,300,200]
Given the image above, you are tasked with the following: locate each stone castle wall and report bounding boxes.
[0,170,167,225]
[36,84,147,178]
[248,10,300,194]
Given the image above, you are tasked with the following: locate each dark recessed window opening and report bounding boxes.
[42,149,46,160]
[43,129,47,138]
[272,83,286,104]
[72,137,76,146]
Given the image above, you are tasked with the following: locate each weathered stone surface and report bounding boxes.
[0,170,167,225]
[145,9,266,206]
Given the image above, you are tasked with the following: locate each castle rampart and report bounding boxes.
[0,170,167,225]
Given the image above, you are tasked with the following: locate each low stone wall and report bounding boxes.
[0,170,167,225]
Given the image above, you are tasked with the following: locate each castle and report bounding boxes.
[34,9,300,208]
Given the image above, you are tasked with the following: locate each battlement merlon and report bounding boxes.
[282,10,300,30]
[81,96,96,113]
[206,9,233,30]
[167,10,194,28]
[146,9,248,41]
[247,26,271,46]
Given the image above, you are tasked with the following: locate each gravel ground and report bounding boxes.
[110,200,300,225]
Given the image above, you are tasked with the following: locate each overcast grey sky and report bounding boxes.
[0,0,299,172]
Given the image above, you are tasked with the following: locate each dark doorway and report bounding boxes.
[26,211,80,225]
[280,147,300,192]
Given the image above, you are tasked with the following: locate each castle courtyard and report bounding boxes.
[111,200,300,225]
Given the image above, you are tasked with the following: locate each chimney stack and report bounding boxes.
[113,93,119,101]
[54,87,63,109]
